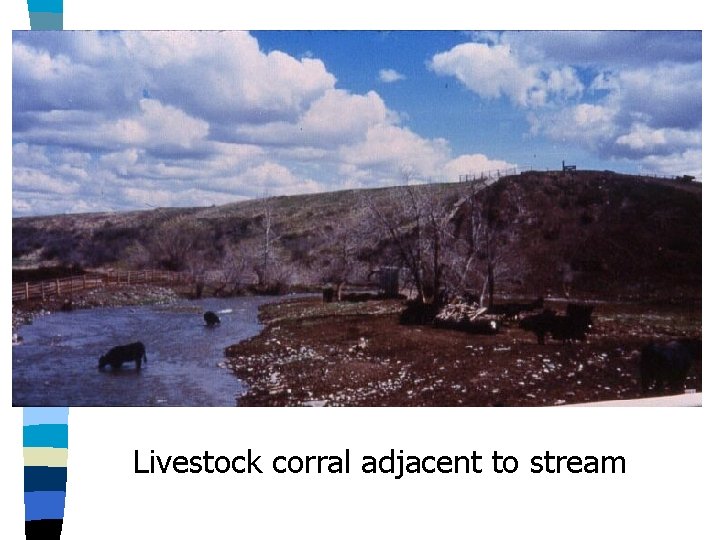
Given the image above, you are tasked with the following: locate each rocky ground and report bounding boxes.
[225,298,702,407]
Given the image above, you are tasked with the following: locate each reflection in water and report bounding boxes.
[13,296,285,406]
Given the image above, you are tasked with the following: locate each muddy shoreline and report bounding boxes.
[224,298,701,407]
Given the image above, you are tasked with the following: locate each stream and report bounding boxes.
[12,296,287,406]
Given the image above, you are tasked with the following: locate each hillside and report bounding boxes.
[12,171,701,301]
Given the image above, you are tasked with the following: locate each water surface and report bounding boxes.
[13,296,283,406]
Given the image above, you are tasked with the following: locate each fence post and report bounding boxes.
[56,279,60,296]
[25,282,29,301]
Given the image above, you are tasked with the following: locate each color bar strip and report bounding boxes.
[23,408,69,426]
[24,407,69,540]
[24,492,67,521]
[23,424,68,448]
[25,467,69,492]
[23,448,69,468]
[27,0,63,30]
[27,0,63,12]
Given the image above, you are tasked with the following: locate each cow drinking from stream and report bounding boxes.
[98,342,147,371]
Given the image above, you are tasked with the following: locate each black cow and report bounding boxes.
[520,304,593,344]
[640,338,701,395]
[204,311,221,326]
[519,309,557,344]
[552,304,593,342]
[98,342,147,370]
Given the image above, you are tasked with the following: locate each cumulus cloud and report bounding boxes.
[12,31,701,216]
[17,31,503,216]
[378,68,405,83]
[615,123,701,154]
[429,42,584,107]
[235,89,392,148]
[639,149,701,179]
[598,64,702,131]
[104,99,210,149]
[339,124,450,180]
[430,31,701,177]
[14,32,336,125]
[13,168,80,195]
[442,154,517,180]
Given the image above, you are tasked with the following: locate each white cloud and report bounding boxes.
[99,149,141,176]
[13,169,80,195]
[546,66,584,99]
[615,123,701,153]
[14,31,337,127]
[442,154,517,180]
[640,149,701,180]
[602,64,701,130]
[14,31,700,216]
[245,162,322,194]
[13,41,81,82]
[119,31,336,124]
[429,42,583,108]
[430,33,700,178]
[339,124,450,180]
[378,68,405,83]
[12,143,51,167]
[17,32,524,216]
[235,89,392,147]
[430,43,538,106]
[529,103,618,148]
[103,99,209,149]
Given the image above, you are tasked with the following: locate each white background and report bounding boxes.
[2,2,716,539]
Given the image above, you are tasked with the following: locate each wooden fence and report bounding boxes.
[12,269,191,302]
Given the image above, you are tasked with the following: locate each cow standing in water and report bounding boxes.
[204,311,221,326]
[640,338,701,395]
[98,342,147,371]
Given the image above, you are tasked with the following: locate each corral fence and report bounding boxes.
[12,269,191,302]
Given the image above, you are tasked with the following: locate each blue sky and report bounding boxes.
[12,30,701,216]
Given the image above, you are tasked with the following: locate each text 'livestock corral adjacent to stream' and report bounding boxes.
[134,449,626,478]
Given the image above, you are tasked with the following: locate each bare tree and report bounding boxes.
[148,216,213,272]
[260,198,273,286]
[212,241,255,295]
[248,196,292,293]
[364,177,453,304]
[446,178,517,307]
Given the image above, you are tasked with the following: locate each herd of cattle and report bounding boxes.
[96,300,699,398]
[434,296,593,344]
[434,295,700,396]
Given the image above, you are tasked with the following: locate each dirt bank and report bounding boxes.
[225,298,701,406]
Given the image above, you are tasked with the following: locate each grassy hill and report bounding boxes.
[12,170,701,301]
